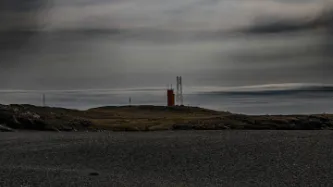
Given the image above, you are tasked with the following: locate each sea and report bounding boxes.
[1,83,333,115]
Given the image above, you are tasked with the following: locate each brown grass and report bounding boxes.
[86,105,229,131]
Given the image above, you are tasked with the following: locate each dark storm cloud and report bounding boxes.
[0,0,45,66]
[0,0,44,30]
[239,7,333,34]
[0,0,42,12]
[233,4,333,77]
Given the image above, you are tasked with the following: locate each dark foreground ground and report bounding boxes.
[1,131,333,186]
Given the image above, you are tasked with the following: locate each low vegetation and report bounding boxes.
[1,104,333,132]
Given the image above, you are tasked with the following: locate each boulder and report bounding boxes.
[0,124,14,132]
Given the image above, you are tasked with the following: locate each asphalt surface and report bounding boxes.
[1,131,333,187]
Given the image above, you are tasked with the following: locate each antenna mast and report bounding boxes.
[42,93,46,107]
[176,76,183,106]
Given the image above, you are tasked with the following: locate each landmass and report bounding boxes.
[1,104,332,132]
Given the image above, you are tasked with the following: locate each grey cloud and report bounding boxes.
[1,0,332,90]
[0,0,46,66]
[238,5,333,34]
[39,0,325,31]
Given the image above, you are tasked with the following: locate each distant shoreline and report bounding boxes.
[1,104,332,132]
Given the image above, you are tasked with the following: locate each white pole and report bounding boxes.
[180,76,183,106]
[42,93,46,107]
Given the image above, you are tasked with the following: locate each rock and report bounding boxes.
[0,124,14,132]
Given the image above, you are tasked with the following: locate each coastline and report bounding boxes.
[1,104,332,132]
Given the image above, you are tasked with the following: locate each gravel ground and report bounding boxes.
[1,131,333,187]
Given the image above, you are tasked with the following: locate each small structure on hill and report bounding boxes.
[167,76,184,107]
[167,88,175,107]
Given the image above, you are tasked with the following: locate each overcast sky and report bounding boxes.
[0,0,332,90]
[0,0,330,31]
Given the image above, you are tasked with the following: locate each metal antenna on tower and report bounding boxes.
[176,76,183,106]
[180,76,183,105]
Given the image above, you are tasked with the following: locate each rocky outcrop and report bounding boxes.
[172,114,333,130]
[0,104,94,131]
[0,124,14,132]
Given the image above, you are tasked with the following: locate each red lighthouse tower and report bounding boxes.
[167,88,175,107]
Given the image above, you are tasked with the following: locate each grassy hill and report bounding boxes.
[1,104,333,131]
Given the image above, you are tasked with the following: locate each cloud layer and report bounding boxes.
[0,0,332,90]
[0,0,329,31]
